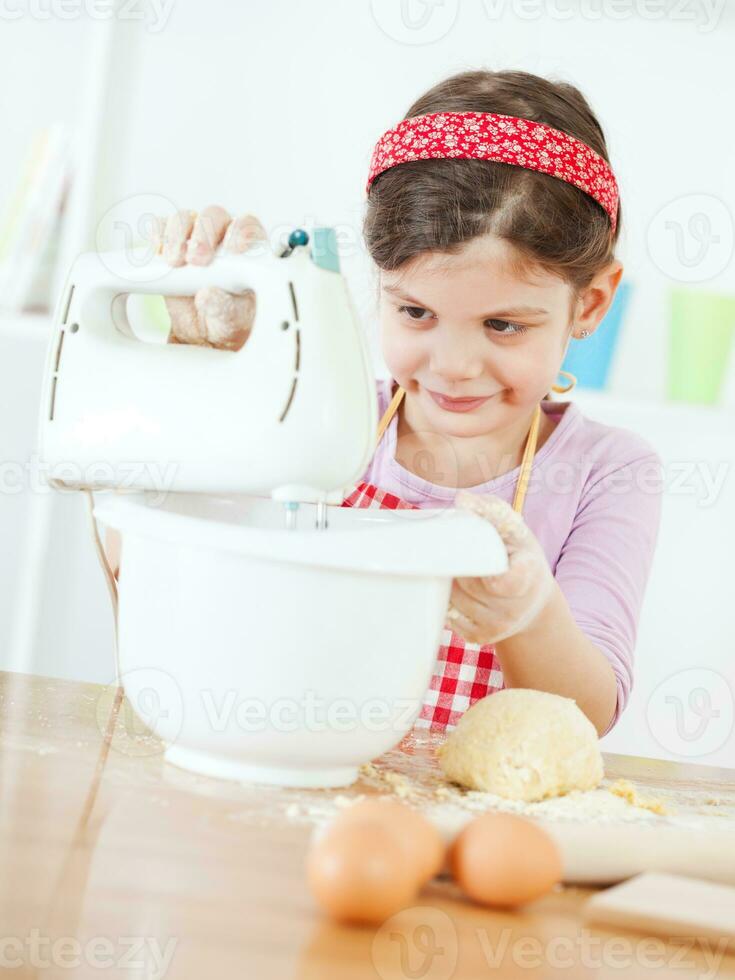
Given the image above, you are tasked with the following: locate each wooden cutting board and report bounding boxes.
[583,871,735,952]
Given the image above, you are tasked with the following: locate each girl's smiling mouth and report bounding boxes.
[426,388,500,412]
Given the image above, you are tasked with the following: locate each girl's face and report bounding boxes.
[379,234,577,438]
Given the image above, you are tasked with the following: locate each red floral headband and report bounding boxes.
[366,111,619,233]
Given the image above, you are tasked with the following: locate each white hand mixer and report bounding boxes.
[39,228,377,527]
[37,227,509,787]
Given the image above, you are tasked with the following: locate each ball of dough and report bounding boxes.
[437,689,604,802]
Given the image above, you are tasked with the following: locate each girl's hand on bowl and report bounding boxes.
[152,204,269,351]
[446,492,555,645]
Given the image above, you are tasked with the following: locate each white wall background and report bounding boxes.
[1,0,734,767]
[5,1,735,398]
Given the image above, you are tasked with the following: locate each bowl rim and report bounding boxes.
[93,491,509,577]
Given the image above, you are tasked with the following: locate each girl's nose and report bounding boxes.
[429,336,485,382]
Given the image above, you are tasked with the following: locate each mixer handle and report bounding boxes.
[76,244,284,299]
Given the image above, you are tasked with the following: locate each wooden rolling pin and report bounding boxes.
[536,822,735,886]
[432,814,735,886]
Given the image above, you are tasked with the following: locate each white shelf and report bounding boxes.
[0,310,51,342]
[570,386,734,436]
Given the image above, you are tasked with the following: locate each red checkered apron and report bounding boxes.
[339,379,546,733]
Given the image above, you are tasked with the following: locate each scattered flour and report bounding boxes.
[220,729,735,837]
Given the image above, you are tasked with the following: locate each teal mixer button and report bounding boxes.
[288,228,310,249]
[311,226,340,273]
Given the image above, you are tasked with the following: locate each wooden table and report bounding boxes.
[2,669,734,979]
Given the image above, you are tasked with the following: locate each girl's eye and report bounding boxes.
[398,306,528,336]
[486,319,528,336]
[398,305,432,321]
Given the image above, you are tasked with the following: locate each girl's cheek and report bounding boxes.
[380,318,424,377]
[502,334,558,388]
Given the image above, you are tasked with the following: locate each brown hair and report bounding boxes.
[363,69,621,324]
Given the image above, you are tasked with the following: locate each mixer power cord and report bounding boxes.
[83,489,122,690]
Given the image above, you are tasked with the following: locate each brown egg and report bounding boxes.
[306,820,419,925]
[449,812,563,907]
[331,798,445,885]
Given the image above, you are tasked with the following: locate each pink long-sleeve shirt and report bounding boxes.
[357,377,664,736]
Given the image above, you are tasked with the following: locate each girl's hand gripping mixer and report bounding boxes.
[38,228,377,521]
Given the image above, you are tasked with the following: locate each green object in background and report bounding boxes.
[124,293,171,342]
[667,288,735,404]
[140,293,171,337]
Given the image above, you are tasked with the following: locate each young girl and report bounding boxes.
[118,69,662,740]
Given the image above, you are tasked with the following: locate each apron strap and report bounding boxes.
[511,402,540,514]
[375,382,540,516]
[376,382,406,448]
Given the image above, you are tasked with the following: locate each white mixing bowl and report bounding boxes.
[94,491,508,788]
